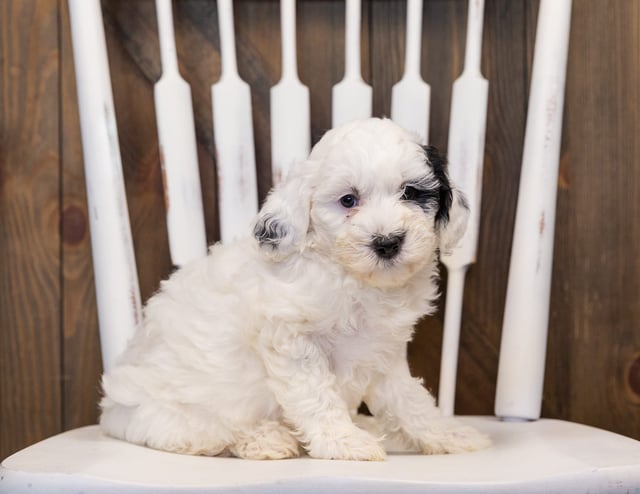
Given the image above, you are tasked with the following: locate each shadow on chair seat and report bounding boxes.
[2,416,639,493]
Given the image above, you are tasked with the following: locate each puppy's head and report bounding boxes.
[253,118,469,287]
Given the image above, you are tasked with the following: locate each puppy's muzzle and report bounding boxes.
[371,233,405,260]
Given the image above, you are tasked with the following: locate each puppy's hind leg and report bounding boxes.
[100,400,231,456]
[229,421,300,460]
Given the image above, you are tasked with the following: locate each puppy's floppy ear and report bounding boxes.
[252,161,313,260]
[439,188,470,255]
[422,145,470,254]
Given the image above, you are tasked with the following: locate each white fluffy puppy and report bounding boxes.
[100,117,490,460]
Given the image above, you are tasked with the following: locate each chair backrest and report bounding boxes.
[67,0,571,423]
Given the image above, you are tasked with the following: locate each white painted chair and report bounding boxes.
[2,0,639,493]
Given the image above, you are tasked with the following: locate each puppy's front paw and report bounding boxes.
[230,421,300,460]
[306,425,386,461]
[419,419,491,455]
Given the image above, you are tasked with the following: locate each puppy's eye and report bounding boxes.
[402,185,434,203]
[339,194,358,209]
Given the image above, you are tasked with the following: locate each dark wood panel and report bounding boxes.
[559,0,640,438]
[234,0,280,199]
[370,0,404,121]
[174,2,222,242]
[298,0,348,144]
[0,0,62,459]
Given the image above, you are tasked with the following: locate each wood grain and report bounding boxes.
[298,1,347,144]
[1,0,640,459]
[557,0,640,438]
[0,0,62,459]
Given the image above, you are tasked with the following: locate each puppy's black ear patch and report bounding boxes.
[253,214,289,249]
[422,145,453,227]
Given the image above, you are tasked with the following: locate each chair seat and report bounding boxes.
[1,416,639,493]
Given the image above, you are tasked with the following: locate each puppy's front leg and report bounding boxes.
[365,348,491,454]
[257,326,385,461]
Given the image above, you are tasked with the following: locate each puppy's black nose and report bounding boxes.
[371,233,405,260]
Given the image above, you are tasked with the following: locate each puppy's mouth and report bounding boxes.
[335,229,431,287]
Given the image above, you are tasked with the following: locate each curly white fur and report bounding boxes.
[100,118,491,460]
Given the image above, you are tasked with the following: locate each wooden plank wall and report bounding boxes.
[1,0,639,459]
